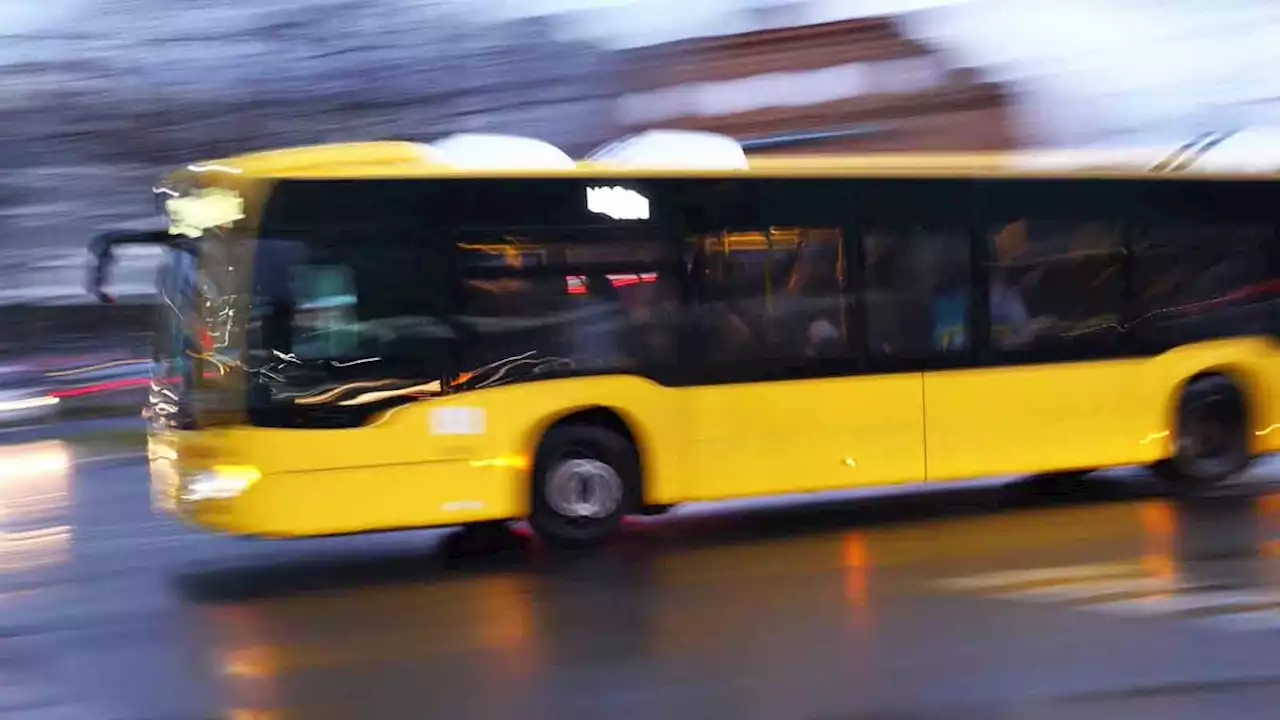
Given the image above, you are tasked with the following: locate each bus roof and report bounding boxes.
[179,131,1280,183]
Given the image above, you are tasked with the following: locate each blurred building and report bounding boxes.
[613,16,1014,153]
[0,6,619,306]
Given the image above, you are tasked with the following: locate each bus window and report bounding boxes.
[251,236,452,367]
[863,225,970,357]
[454,227,680,382]
[249,181,456,428]
[985,219,1125,354]
[454,227,668,270]
[1133,222,1276,348]
[289,265,359,360]
[694,226,851,366]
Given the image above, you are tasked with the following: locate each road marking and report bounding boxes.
[1088,589,1280,616]
[1201,608,1280,632]
[937,562,1142,591]
[996,576,1209,603]
[935,560,1280,633]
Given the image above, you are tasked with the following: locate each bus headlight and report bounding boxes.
[181,465,261,502]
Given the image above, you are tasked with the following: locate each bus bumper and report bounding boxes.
[150,455,526,538]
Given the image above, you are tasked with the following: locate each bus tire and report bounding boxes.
[1155,374,1251,495]
[529,423,639,547]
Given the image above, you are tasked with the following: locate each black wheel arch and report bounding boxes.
[527,405,646,507]
[1170,368,1253,448]
[1158,369,1253,491]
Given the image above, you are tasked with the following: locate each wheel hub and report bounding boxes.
[545,458,623,519]
[1184,397,1239,461]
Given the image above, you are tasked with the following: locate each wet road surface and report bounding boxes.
[4,431,1280,719]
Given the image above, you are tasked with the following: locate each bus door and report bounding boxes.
[686,223,926,499]
[922,184,1147,481]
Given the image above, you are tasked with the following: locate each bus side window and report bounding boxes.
[1132,221,1274,348]
[862,225,970,357]
[986,219,1125,355]
[455,227,679,379]
[695,227,852,367]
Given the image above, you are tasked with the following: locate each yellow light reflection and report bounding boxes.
[202,578,541,717]
[223,645,279,679]
[469,455,529,470]
[227,711,281,720]
[1259,537,1280,588]
[337,381,442,406]
[204,605,283,717]
[1257,495,1280,518]
[842,533,870,612]
[0,441,72,572]
[290,380,399,405]
[472,575,539,680]
[1138,500,1178,583]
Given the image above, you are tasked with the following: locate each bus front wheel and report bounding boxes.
[1155,374,1251,495]
[529,423,639,547]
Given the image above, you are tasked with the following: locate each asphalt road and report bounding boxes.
[4,430,1280,719]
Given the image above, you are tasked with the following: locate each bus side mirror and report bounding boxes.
[87,233,120,304]
[86,230,180,304]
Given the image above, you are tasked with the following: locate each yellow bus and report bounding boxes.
[89,131,1280,546]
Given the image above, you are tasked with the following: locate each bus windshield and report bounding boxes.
[246,235,458,427]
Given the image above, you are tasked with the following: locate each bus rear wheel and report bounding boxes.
[1155,374,1251,496]
[530,423,639,547]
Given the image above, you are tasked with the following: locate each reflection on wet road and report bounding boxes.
[0,441,72,574]
[3,440,1280,719]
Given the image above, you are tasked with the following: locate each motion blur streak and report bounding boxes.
[0,440,72,571]
[0,395,58,413]
[50,377,153,399]
[44,358,151,378]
